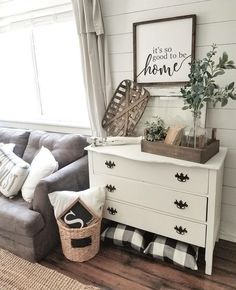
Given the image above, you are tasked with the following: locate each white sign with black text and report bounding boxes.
[133,15,196,85]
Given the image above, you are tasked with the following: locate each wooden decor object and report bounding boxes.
[102,80,150,136]
[164,127,184,146]
[141,139,220,164]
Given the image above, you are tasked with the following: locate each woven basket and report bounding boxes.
[102,79,150,136]
[57,218,101,262]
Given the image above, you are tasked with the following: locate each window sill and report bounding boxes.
[0,118,92,136]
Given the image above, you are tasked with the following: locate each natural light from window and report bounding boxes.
[0,30,40,117]
[33,21,89,127]
[0,16,90,129]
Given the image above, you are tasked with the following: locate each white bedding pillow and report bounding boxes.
[22,146,58,203]
[0,147,30,197]
[49,186,106,218]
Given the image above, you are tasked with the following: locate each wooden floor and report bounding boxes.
[41,240,236,290]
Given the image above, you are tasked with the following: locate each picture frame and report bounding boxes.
[59,198,98,229]
[133,14,196,85]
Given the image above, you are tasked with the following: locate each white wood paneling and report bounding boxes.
[110,52,132,72]
[224,150,236,169]
[103,0,236,35]
[135,106,194,136]
[101,0,210,17]
[221,204,236,223]
[220,221,236,243]
[222,186,236,206]
[207,109,236,130]
[215,130,236,149]
[224,168,236,188]
[108,34,133,54]
[102,0,236,243]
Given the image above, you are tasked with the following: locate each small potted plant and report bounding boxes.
[144,116,167,142]
[181,44,236,148]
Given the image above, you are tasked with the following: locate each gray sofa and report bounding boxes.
[0,127,89,262]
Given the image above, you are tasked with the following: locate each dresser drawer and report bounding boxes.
[104,200,206,247]
[92,174,207,222]
[92,152,209,194]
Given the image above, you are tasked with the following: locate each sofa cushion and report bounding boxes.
[22,146,58,203]
[0,147,30,198]
[48,186,106,218]
[0,195,44,237]
[0,143,15,151]
[101,223,147,253]
[144,235,199,270]
[0,128,30,158]
[22,130,88,168]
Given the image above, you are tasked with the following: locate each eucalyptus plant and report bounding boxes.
[181,44,236,147]
[144,116,167,142]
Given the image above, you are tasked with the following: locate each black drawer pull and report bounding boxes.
[174,199,188,209]
[105,160,116,169]
[107,207,117,215]
[106,184,116,192]
[175,173,189,182]
[174,226,188,235]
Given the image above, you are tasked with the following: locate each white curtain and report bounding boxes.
[71,0,112,137]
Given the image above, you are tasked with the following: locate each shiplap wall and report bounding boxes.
[100,0,236,242]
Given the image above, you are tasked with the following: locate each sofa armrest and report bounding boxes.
[32,155,89,222]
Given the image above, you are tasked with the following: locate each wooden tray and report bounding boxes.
[141,139,220,164]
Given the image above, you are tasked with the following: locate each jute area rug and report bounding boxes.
[0,249,100,290]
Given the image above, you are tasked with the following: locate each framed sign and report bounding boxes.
[59,198,97,229]
[133,15,196,85]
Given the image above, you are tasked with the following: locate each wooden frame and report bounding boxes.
[133,14,196,85]
[58,197,98,229]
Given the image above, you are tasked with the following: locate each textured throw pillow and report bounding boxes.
[144,235,199,270]
[0,147,30,198]
[0,143,15,151]
[101,223,147,253]
[48,186,106,218]
[22,146,58,203]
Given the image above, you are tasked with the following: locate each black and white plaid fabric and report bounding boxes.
[101,223,198,270]
[144,235,198,270]
[101,223,148,253]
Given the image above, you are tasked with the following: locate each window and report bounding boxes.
[0,4,90,130]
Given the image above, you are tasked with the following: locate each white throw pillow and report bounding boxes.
[49,186,106,218]
[0,147,30,198]
[0,142,15,151]
[22,146,58,203]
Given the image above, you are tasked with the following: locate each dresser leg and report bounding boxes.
[205,248,213,275]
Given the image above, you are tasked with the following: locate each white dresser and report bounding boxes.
[86,144,227,275]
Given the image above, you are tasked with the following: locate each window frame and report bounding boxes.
[0,1,91,135]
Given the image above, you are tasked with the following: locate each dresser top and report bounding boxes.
[85,144,227,170]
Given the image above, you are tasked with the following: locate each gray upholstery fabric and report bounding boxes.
[22,130,88,168]
[0,195,44,237]
[0,128,89,262]
[0,226,35,247]
[30,156,89,261]
[0,232,36,262]
[0,128,30,157]
[33,155,89,219]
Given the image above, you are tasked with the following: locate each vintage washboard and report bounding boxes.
[102,80,150,136]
